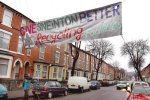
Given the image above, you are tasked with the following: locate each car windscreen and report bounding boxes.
[44,81,56,87]
[118,81,127,84]
[90,81,97,84]
[133,87,150,95]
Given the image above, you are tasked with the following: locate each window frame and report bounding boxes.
[17,37,23,53]
[0,29,12,50]
[2,9,13,27]
[55,51,60,64]
[39,46,45,59]
[42,66,47,78]
[53,67,57,79]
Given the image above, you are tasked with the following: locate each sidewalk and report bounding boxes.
[8,89,34,100]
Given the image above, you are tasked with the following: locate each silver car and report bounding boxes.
[116,81,127,90]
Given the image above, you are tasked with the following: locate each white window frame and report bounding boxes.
[27,49,31,56]
[66,55,69,66]
[34,65,41,78]
[0,54,13,78]
[55,51,60,64]
[53,67,57,78]
[64,54,66,65]
[21,18,26,27]
[0,29,12,50]
[17,37,23,53]
[56,44,60,49]
[2,9,13,27]
[39,46,45,59]
[58,67,62,78]
[42,66,47,78]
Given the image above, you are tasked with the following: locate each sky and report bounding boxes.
[1,0,150,72]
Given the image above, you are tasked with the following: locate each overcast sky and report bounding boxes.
[1,0,150,72]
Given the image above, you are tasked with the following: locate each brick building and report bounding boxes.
[141,64,150,83]
[0,1,34,79]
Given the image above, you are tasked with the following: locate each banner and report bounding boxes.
[20,2,122,48]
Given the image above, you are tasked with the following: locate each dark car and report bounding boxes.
[32,81,68,99]
[90,80,101,90]
[0,84,8,100]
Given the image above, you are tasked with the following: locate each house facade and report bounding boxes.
[141,64,150,83]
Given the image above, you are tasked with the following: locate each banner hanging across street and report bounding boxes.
[20,2,122,48]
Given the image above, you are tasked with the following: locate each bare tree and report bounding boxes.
[90,39,114,80]
[69,42,81,76]
[112,61,121,80]
[121,39,150,81]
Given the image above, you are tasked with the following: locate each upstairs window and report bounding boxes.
[27,49,31,56]
[55,52,60,64]
[39,46,45,59]
[2,9,13,27]
[0,30,11,50]
[21,18,26,27]
[17,37,23,53]
[56,44,60,49]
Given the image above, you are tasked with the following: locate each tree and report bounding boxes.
[90,39,114,80]
[69,42,81,76]
[112,61,121,80]
[121,39,150,81]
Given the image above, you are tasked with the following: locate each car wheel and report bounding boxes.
[116,87,119,90]
[80,87,84,93]
[64,90,68,96]
[48,92,52,99]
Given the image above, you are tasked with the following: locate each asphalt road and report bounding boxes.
[29,86,127,100]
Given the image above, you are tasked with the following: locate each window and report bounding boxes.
[66,55,69,66]
[27,49,31,56]
[55,52,60,63]
[42,66,47,78]
[2,9,13,27]
[56,44,60,49]
[53,67,57,78]
[17,37,23,53]
[0,58,8,76]
[35,65,40,78]
[64,44,68,51]
[64,54,66,65]
[58,67,62,78]
[0,31,11,50]
[21,18,26,27]
[39,46,45,59]
[56,82,61,87]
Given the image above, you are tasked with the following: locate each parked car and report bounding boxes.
[67,76,90,92]
[101,80,109,86]
[131,81,149,90]
[0,84,8,99]
[116,81,128,90]
[32,81,68,99]
[89,80,101,90]
[129,86,150,100]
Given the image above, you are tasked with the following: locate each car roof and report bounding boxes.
[133,81,149,84]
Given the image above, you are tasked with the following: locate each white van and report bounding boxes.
[67,76,90,92]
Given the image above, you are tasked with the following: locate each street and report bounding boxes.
[29,86,127,100]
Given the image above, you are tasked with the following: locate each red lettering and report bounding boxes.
[32,24,37,33]
[26,25,32,34]
[20,27,25,36]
